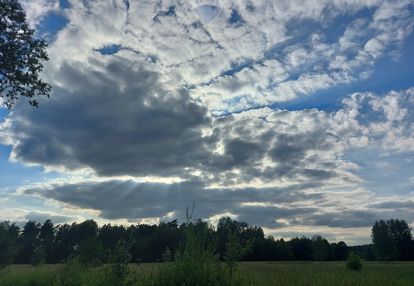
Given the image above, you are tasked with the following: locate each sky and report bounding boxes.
[1,0,414,245]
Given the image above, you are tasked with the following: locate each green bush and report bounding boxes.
[59,257,84,286]
[346,253,362,271]
[141,222,240,286]
[101,243,132,286]
[224,232,251,283]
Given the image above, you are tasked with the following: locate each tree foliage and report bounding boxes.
[0,221,19,268]
[331,241,349,261]
[371,219,413,261]
[0,0,51,108]
[2,217,414,267]
[312,235,331,261]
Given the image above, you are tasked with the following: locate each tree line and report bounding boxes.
[1,217,413,267]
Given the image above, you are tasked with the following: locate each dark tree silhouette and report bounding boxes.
[387,219,413,260]
[0,0,51,108]
[331,241,348,261]
[16,221,41,264]
[312,235,331,261]
[289,237,313,261]
[39,219,55,263]
[3,217,412,266]
[0,221,19,267]
[372,220,399,261]
[98,224,128,252]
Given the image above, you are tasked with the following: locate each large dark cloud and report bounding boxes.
[24,179,323,227]
[25,178,414,229]
[7,58,213,176]
[2,55,349,186]
[203,110,342,185]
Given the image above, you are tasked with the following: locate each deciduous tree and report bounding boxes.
[0,0,51,108]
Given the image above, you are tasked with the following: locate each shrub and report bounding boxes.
[224,232,251,283]
[101,243,132,286]
[346,253,362,271]
[59,257,84,286]
[141,222,238,286]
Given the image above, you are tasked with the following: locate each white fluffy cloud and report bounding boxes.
[26,0,414,114]
[19,0,60,27]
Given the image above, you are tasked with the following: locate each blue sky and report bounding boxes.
[1,0,414,244]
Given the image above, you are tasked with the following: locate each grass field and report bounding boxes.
[1,262,414,286]
[237,262,414,285]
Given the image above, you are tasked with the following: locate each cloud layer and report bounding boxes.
[0,0,413,243]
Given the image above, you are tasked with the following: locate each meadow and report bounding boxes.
[1,262,414,286]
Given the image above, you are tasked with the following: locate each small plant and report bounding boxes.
[140,207,245,286]
[101,243,132,286]
[141,223,226,286]
[224,232,251,283]
[59,256,83,286]
[346,253,362,271]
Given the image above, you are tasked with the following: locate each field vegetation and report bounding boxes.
[1,261,414,286]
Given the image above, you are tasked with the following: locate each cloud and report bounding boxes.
[22,0,413,114]
[3,57,212,177]
[25,211,76,224]
[2,0,414,243]
[333,88,414,152]
[19,0,60,27]
[23,179,321,224]
[369,200,414,210]
[2,73,414,189]
[20,178,414,233]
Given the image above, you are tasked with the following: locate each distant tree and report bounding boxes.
[275,238,293,260]
[77,237,104,266]
[0,221,19,267]
[4,217,412,266]
[289,237,313,260]
[372,220,399,261]
[16,221,41,264]
[54,223,76,262]
[216,217,257,260]
[31,246,46,266]
[99,224,128,254]
[242,226,265,261]
[130,224,157,263]
[363,244,376,261]
[331,241,348,261]
[312,235,331,261]
[387,219,413,260]
[74,219,98,242]
[151,220,181,260]
[39,219,55,263]
[0,0,51,108]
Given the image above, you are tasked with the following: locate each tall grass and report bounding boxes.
[1,261,414,285]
